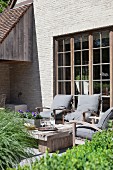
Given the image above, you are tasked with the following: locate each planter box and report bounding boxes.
[6,104,27,112]
[24,118,41,128]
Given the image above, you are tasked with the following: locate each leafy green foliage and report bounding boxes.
[8,129,113,170]
[0,0,9,13]
[0,109,37,169]
[18,110,42,119]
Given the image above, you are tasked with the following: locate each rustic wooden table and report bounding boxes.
[30,124,73,152]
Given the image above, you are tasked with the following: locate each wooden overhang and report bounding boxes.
[0,2,33,62]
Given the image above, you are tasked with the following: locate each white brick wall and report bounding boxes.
[33,0,113,106]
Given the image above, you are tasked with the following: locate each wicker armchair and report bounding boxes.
[64,94,101,123]
[35,95,73,123]
[69,108,113,145]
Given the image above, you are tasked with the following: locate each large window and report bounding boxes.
[55,29,112,111]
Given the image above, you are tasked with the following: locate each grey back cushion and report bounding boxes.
[51,95,73,110]
[97,107,113,129]
[77,94,100,112]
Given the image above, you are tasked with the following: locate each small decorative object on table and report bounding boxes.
[38,126,58,131]
[38,115,56,131]
[18,110,42,128]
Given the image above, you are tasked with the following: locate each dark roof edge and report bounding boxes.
[14,0,33,8]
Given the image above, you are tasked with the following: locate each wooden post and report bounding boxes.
[72,122,76,146]
[110,31,113,107]
[55,40,58,94]
[89,35,93,95]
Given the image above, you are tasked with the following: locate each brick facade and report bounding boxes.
[1,0,113,110]
[33,0,113,107]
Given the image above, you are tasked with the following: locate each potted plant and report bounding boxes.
[18,110,42,128]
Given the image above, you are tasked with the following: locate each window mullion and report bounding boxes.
[110,31,113,107]
[89,34,93,94]
[55,40,58,94]
[71,38,74,95]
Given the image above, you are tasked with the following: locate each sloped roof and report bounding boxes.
[0,3,32,43]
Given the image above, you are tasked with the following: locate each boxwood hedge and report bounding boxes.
[8,129,113,170]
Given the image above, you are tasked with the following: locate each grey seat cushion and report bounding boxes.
[40,110,52,118]
[64,94,100,122]
[51,95,73,110]
[64,110,83,121]
[40,95,73,119]
[97,107,113,129]
[64,111,92,122]
[40,110,63,119]
[76,125,97,140]
[77,94,100,112]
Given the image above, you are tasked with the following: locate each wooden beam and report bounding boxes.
[71,38,74,95]
[110,31,113,107]
[89,35,93,95]
[70,38,75,109]
[55,40,58,94]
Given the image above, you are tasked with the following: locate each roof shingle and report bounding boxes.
[0,4,31,43]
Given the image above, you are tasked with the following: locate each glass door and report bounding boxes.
[74,34,89,107]
[93,31,110,111]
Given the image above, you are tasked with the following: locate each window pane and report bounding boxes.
[58,40,63,52]
[82,50,89,65]
[102,48,109,63]
[75,67,81,80]
[82,66,89,80]
[65,53,71,66]
[58,82,64,94]
[58,68,63,80]
[58,82,71,94]
[74,36,81,50]
[65,82,71,94]
[58,67,71,80]
[93,81,101,94]
[58,53,63,66]
[74,52,81,65]
[75,81,81,95]
[93,33,100,48]
[82,81,89,95]
[64,39,70,51]
[102,81,110,96]
[102,31,109,47]
[93,65,100,80]
[65,67,71,80]
[82,35,89,49]
[102,65,110,79]
[93,49,100,64]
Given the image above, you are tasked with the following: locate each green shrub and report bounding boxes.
[0,109,37,169]
[0,0,8,13]
[8,129,113,170]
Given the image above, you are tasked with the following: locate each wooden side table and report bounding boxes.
[30,124,73,152]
